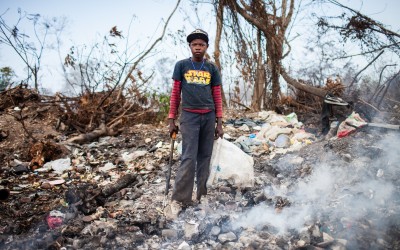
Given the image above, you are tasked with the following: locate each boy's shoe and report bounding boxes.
[197,196,209,211]
[164,200,182,220]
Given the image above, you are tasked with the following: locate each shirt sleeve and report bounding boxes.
[172,60,182,81]
[212,85,223,118]
[211,63,222,87]
[168,80,182,119]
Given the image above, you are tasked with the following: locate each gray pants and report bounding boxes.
[171,110,216,204]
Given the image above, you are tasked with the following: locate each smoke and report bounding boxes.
[232,132,400,239]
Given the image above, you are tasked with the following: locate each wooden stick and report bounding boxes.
[367,123,400,130]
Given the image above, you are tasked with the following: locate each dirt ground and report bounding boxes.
[1,89,399,249]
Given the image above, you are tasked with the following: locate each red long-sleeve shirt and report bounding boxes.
[168,80,223,119]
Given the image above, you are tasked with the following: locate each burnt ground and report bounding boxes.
[0,97,400,250]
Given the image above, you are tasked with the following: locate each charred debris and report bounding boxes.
[0,84,400,249]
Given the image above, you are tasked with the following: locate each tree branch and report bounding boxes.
[117,0,181,101]
[349,50,384,88]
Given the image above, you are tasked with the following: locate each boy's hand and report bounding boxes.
[215,118,224,139]
[169,119,179,138]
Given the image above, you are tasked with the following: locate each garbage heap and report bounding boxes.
[1,111,399,250]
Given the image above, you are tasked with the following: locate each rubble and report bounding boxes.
[0,88,400,249]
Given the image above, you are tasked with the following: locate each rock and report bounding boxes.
[299,227,310,244]
[238,124,250,131]
[145,138,151,143]
[178,241,191,250]
[161,229,178,239]
[297,240,306,247]
[156,141,163,148]
[316,232,335,247]
[377,238,389,248]
[288,156,304,165]
[82,216,94,223]
[238,235,253,247]
[218,232,237,243]
[72,239,82,249]
[19,196,31,203]
[12,164,30,175]
[99,162,116,172]
[223,133,231,139]
[41,182,52,189]
[100,236,108,245]
[331,243,346,250]
[210,226,221,236]
[336,239,347,246]
[206,240,220,248]
[341,153,352,162]
[224,242,243,248]
[376,169,384,178]
[48,179,65,186]
[184,221,199,239]
[274,134,291,148]
[253,125,261,130]
[145,164,155,171]
[44,157,72,174]
[121,151,147,164]
[322,232,334,242]
[218,186,232,193]
[150,243,160,249]
[311,225,321,238]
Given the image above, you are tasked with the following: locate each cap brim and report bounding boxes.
[187,33,209,43]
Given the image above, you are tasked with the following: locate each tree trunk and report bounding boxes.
[281,68,327,98]
[251,29,266,111]
[213,0,227,107]
[34,65,39,91]
[224,0,295,110]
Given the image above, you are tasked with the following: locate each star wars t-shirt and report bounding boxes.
[172,58,221,110]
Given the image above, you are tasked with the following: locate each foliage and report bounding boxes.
[0,67,15,91]
[146,91,170,121]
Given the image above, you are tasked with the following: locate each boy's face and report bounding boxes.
[189,38,208,60]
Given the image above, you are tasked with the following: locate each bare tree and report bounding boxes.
[316,0,400,91]
[223,0,295,109]
[61,0,182,143]
[63,26,131,96]
[317,0,400,55]
[117,0,181,101]
[0,9,58,91]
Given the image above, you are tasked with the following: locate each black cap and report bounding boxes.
[186,29,209,44]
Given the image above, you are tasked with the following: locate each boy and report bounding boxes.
[165,29,224,220]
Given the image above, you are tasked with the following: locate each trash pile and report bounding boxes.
[1,99,400,249]
[224,111,315,159]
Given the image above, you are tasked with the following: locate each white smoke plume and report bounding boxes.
[232,132,400,239]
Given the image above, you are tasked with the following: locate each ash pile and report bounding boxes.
[1,110,400,250]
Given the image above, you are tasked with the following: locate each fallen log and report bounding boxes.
[66,173,140,214]
[66,123,119,144]
[101,173,138,197]
[280,67,328,98]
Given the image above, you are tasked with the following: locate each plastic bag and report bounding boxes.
[207,138,254,188]
[337,112,367,138]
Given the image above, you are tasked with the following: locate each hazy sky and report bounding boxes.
[0,0,399,92]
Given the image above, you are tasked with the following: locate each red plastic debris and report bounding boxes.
[46,216,63,229]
